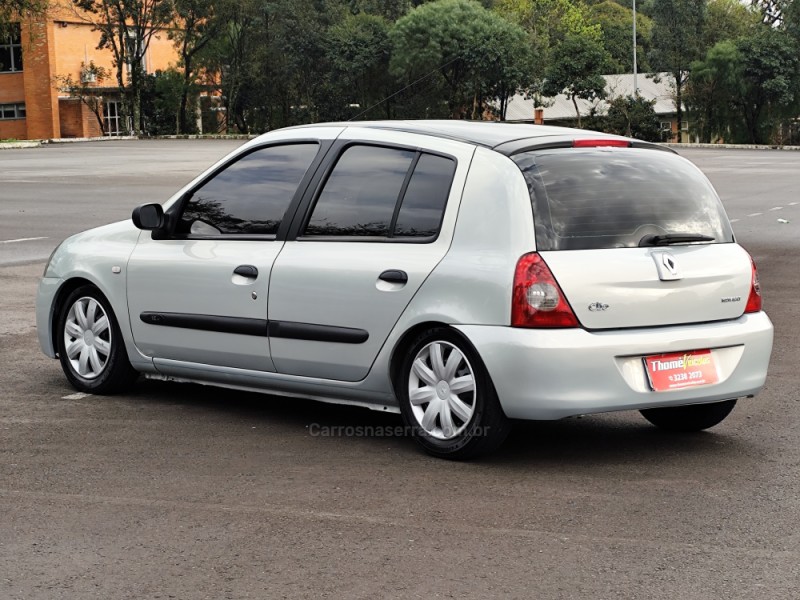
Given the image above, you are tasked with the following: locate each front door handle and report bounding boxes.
[234,265,258,278]
[379,269,408,284]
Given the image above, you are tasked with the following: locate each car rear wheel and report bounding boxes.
[56,285,138,394]
[640,399,737,432]
[397,328,511,459]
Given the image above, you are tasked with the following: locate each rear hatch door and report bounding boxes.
[512,146,751,330]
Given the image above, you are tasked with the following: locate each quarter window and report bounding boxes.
[0,24,22,73]
[178,143,319,236]
[393,154,455,238]
[304,145,455,240]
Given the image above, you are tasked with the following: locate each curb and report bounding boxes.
[45,136,138,144]
[0,140,42,149]
[149,134,257,140]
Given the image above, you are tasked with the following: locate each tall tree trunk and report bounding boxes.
[675,73,683,143]
[178,55,192,134]
[572,94,582,128]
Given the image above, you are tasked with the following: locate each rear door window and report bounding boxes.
[303,145,455,240]
[512,148,734,250]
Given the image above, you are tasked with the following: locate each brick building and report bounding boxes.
[0,3,179,140]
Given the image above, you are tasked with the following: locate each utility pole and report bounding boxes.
[633,0,638,96]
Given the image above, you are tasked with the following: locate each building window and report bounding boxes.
[0,24,23,73]
[104,100,122,135]
[125,31,147,74]
[0,103,25,120]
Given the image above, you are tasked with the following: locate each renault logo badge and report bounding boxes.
[652,251,681,281]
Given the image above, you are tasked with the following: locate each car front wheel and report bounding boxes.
[56,285,138,394]
[398,328,511,459]
[640,399,737,432]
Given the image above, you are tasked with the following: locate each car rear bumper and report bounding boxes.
[455,312,774,420]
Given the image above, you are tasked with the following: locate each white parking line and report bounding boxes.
[0,236,48,244]
[730,219,740,223]
[747,212,762,217]
[790,202,798,206]
[769,206,783,211]
[61,392,92,400]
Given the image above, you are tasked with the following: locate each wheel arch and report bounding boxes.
[388,321,483,396]
[50,277,99,355]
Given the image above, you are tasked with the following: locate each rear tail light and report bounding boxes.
[745,255,762,313]
[512,253,580,328]
[573,139,630,148]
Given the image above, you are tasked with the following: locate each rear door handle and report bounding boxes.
[234,265,258,278]
[379,269,408,284]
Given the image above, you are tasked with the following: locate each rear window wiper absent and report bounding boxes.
[638,233,716,247]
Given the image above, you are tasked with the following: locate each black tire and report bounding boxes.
[640,399,737,432]
[56,285,138,394]
[397,327,511,460]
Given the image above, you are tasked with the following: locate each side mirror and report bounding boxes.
[132,203,165,231]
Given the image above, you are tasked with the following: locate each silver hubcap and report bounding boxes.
[408,341,476,440]
[64,296,112,380]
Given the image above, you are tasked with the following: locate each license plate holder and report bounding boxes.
[644,349,719,392]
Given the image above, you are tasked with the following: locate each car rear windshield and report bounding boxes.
[511,148,734,251]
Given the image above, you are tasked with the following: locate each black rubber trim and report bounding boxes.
[139,312,368,344]
[268,320,369,344]
[140,312,268,336]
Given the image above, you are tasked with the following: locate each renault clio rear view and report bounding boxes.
[36,121,774,459]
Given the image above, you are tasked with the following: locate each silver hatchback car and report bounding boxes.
[37,121,774,458]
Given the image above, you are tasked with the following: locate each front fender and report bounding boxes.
[38,220,154,371]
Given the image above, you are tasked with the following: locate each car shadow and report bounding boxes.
[120,378,753,470]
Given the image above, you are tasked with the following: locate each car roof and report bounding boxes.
[284,120,671,155]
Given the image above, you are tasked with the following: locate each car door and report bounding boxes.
[127,139,328,372]
[267,129,475,382]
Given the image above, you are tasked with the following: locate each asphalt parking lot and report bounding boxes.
[1,140,799,599]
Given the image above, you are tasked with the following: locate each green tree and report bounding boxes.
[649,0,707,142]
[169,0,221,134]
[390,0,534,119]
[541,33,610,127]
[73,0,174,134]
[496,0,601,78]
[348,0,420,20]
[736,29,800,143]
[324,13,394,120]
[601,94,662,140]
[198,0,348,132]
[686,29,800,144]
[703,0,760,48]
[140,68,185,134]
[0,0,45,31]
[587,0,653,73]
[749,0,789,26]
[785,0,800,41]
[684,40,740,142]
